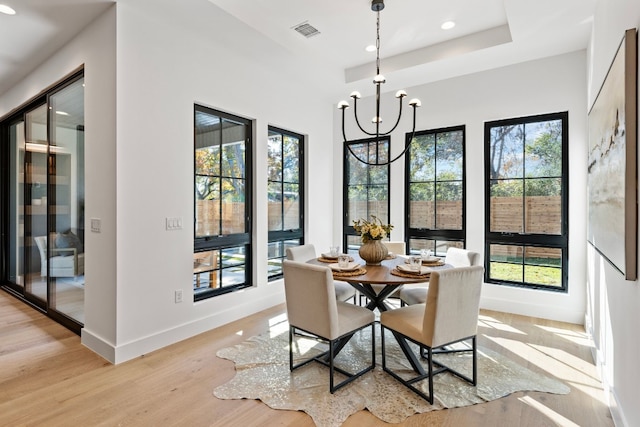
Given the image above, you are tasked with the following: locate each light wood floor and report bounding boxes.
[0,290,613,426]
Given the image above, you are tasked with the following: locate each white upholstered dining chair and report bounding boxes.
[286,244,356,303]
[399,247,480,306]
[380,265,484,403]
[283,260,376,393]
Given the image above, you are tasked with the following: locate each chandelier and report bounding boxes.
[338,0,421,166]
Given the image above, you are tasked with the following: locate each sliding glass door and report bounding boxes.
[1,71,85,332]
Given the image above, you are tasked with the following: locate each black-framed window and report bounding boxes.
[405,126,466,256]
[193,105,252,301]
[343,138,390,253]
[484,112,568,292]
[267,126,304,280]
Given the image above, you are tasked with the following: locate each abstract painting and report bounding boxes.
[588,28,637,280]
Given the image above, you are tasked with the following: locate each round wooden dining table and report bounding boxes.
[308,254,448,312]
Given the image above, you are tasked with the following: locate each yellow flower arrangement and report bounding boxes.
[352,215,394,243]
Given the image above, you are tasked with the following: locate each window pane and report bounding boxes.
[268,182,282,231]
[283,183,300,230]
[490,124,523,179]
[525,178,562,234]
[524,247,562,287]
[490,179,523,233]
[410,134,435,182]
[194,250,219,291]
[221,178,245,234]
[346,235,362,253]
[219,247,247,287]
[283,135,299,182]
[268,239,301,279]
[221,119,245,178]
[436,130,463,181]
[267,132,282,181]
[408,239,463,257]
[195,111,220,176]
[436,181,462,230]
[195,196,220,237]
[525,120,562,178]
[489,244,523,282]
[409,182,435,229]
[348,186,368,223]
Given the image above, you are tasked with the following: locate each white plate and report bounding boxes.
[329,262,360,272]
[421,256,441,263]
[397,264,431,275]
[322,253,340,259]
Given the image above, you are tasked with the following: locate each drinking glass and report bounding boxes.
[338,254,350,269]
[409,256,422,271]
[329,246,339,257]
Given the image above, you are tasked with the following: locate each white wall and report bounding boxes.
[587,1,640,426]
[334,51,588,324]
[103,0,335,362]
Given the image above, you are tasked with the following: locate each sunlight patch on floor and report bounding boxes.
[518,395,581,427]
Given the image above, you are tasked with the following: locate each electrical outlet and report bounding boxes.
[174,289,183,303]
[91,218,101,233]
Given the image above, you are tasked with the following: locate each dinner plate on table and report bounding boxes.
[329,262,360,272]
[322,253,340,260]
[397,264,432,275]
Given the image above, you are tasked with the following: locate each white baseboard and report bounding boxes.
[81,290,284,364]
[480,295,584,324]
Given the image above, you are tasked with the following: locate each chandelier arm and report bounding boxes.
[383,104,418,163]
[341,107,349,143]
[381,96,404,135]
[344,104,418,167]
[352,98,379,137]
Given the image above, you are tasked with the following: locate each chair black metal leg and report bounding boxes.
[289,326,293,370]
[329,340,335,393]
[427,346,434,404]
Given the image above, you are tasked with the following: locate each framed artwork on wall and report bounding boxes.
[587,28,638,280]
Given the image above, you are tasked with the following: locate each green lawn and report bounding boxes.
[490,262,561,287]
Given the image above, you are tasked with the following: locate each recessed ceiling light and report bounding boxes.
[0,4,16,15]
[441,21,455,30]
[365,45,376,52]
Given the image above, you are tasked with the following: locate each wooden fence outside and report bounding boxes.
[196,196,562,259]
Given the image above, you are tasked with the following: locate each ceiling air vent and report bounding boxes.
[292,21,320,38]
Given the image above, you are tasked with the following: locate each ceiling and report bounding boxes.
[0,0,595,101]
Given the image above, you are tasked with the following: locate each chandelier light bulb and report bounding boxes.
[337,100,350,110]
[373,74,386,84]
[350,91,362,99]
[372,116,382,123]
[408,98,422,107]
[395,90,407,98]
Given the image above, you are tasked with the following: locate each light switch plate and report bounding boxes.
[91,218,101,233]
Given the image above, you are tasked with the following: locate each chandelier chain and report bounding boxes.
[376,11,381,75]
